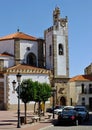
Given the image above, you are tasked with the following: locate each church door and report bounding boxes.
[60,96,66,106]
[27,53,36,66]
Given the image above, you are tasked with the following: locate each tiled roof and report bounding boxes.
[6,64,50,74]
[0,32,37,41]
[69,75,92,82]
[0,52,14,57]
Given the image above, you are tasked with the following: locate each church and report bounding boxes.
[0,7,70,110]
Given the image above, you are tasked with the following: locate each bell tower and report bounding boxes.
[45,7,70,105]
[45,7,69,78]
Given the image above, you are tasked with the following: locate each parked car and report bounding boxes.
[46,107,53,113]
[74,106,89,121]
[58,109,79,126]
[63,106,74,110]
[54,106,64,115]
[46,105,61,113]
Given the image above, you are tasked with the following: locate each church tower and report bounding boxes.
[44,7,69,105]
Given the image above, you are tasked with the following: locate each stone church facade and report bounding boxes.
[45,7,69,106]
[0,7,70,110]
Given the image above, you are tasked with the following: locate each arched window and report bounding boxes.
[58,44,63,55]
[27,53,36,66]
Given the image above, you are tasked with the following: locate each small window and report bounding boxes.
[89,84,92,94]
[82,97,85,101]
[26,47,30,51]
[82,97,85,106]
[81,84,84,93]
[58,44,63,55]
[49,45,52,56]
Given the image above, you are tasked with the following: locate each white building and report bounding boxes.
[69,75,92,110]
[0,7,70,110]
[0,32,51,110]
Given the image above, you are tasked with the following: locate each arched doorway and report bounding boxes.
[60,96,66,106]
[27,53,36,66]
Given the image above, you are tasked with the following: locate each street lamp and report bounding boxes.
[23,81,28,124]
[12,72,21,128]
[52,88,56,119]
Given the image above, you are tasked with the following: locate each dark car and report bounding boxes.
[46,107,53,113]
[58,109,79,125]
[74,106,89,121]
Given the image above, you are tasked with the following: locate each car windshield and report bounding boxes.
[54,106,64,109]
[62,109,75,114]
[74,108,85,111]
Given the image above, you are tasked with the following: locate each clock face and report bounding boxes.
[61,21,66,27]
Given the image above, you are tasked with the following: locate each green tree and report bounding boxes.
[32,82,51,117]
[19,79,51,121]
[20,79,33,124]
[41,82,51,115]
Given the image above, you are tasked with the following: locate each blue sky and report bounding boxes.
[0,0,92,77]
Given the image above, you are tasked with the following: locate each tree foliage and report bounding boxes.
[19,79,51,103]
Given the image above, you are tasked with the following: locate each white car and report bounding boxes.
[54,106,74,115]
[54,106,64,115]
[63,106,74,110]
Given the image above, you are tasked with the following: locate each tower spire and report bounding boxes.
[53,6,60,25]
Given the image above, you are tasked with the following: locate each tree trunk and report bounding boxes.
[34,102,36,113]
[38,101,41,120]
[24,103,27,124]
[43,101,45,116]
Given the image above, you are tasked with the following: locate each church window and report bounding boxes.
[49,45,52,56]
[58,44,63,55]
[26,47,30,51]
[27,53,36,66]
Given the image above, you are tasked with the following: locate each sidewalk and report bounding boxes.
[0,111,54,130]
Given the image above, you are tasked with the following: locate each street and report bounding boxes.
[43,112,92,130]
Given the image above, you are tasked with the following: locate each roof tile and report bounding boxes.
[0,32,37,41]
[7,64,50,74]
[69,75,92,82]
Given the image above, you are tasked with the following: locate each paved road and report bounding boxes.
[42,113,92,130]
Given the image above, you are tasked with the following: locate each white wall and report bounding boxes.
[57,35,67,76]
[0,56,14,68]
[7,73,50,104]
[0,40,14,55]
[20,40,38,64]
[69,81,92,106]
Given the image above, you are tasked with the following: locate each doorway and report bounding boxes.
[60,96,66,106]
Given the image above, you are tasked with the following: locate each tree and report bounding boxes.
[19,79,51,121]
[41,82,52,115]
[32,82,51,117]
[19,79,33,124]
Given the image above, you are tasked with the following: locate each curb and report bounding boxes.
[39,125,53,130]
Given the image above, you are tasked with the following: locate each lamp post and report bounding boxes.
[12,72,21,128]
[52,88,56,119]
[23,82,28,124]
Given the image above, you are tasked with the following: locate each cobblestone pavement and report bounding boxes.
[0,111,54,130]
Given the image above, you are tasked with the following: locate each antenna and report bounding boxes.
[17,27,20,32]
